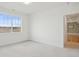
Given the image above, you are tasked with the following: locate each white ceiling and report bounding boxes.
[0,2,78,14]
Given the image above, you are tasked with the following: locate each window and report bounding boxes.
[0,13,21,32]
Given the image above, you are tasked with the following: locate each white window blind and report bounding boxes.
[0,13,21,32]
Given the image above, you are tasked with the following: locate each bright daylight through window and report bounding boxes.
[0,13,21,32]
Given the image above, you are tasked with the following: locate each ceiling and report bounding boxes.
[0,2,78,15]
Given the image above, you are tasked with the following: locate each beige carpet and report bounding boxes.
[0,40,79,57]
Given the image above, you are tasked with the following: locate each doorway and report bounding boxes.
[64,13,79,48]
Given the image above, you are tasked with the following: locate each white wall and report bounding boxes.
[30,2,79,48]
[0,11,29,46]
